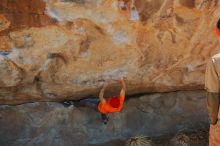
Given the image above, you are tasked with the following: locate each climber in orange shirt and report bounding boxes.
[98,76,126,124]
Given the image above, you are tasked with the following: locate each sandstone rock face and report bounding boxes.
[0,0,220,104]
[0,0,56,35]
[0,90,209,146]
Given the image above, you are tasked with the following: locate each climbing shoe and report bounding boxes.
[101,114,109,125]
[103,118,109,125]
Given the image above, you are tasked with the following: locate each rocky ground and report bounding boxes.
[98,130,208,146]
[0,90,209,146]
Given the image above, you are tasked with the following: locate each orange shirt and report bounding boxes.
[98,95,125,114]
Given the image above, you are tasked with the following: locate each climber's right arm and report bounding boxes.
[99,80,108,103]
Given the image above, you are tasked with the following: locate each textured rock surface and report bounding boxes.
[125,130,208,146]
[0,90,209,145]
[0,0,220,104]
[0,0,56,35]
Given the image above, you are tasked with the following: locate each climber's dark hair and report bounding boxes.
[217,19,220,29]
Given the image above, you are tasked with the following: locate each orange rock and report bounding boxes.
[0,0,219,104]
[0,0,56,35]
[0,14,10,32]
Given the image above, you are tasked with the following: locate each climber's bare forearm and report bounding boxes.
[120,79,126,97]
[99,80,108,102]
[99,87,106,102]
